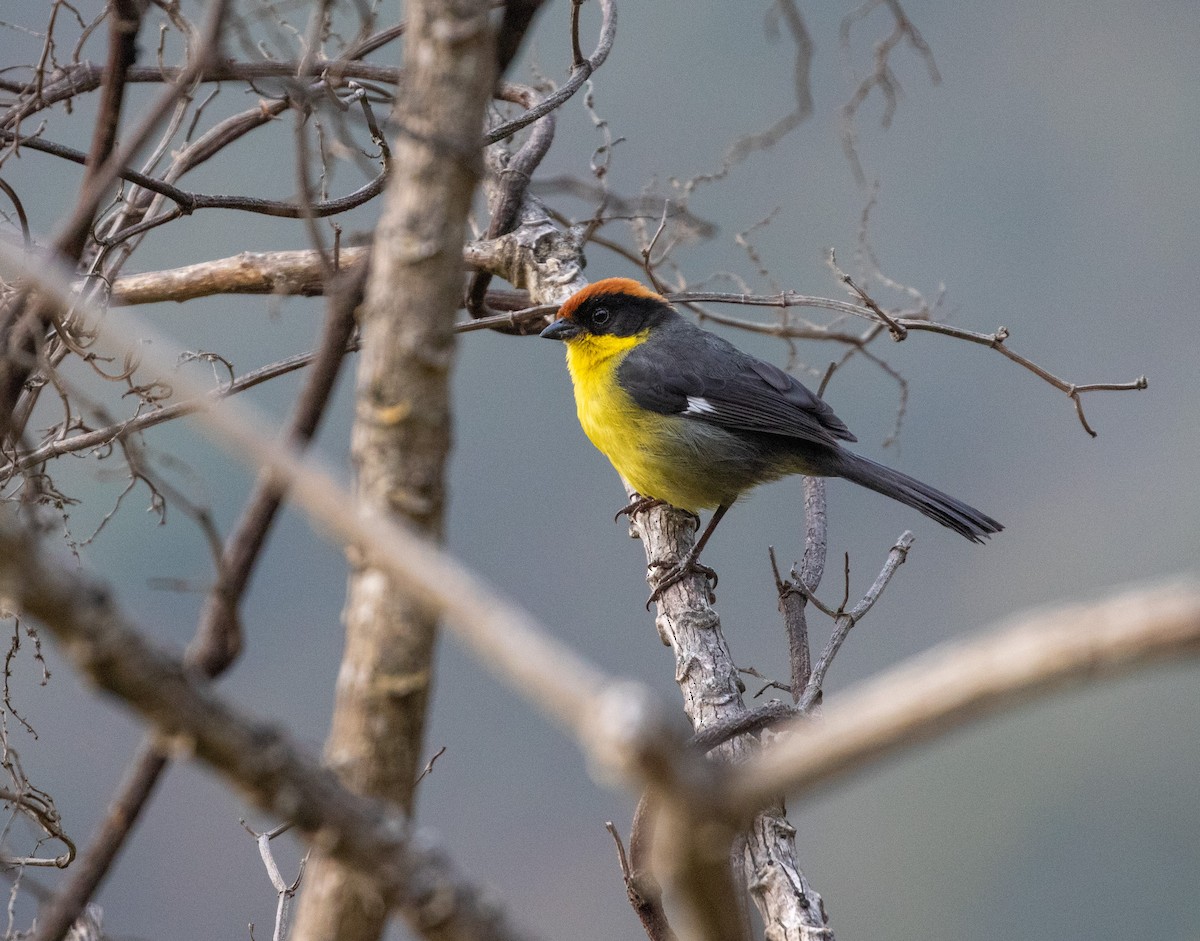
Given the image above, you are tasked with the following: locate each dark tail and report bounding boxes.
[833,453,1003,543]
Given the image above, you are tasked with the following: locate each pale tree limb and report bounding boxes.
[290,1,499,940]
[632,503,831,941]
[242,821,307,941]
[730,579,1200,812]
[106,247,371,305]
[103,239,508,306]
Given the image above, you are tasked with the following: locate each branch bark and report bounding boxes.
[634,506,832,941]
[290,3,498,940]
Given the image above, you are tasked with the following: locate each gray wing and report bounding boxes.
[618,319,857,447]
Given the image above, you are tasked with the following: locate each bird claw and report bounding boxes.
[614,496,666,523]
[645,558,718,609]
[614,498,701,529]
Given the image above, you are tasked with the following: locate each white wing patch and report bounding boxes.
[683,396,717,416]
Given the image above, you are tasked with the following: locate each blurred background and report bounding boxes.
[0,0,1197,939]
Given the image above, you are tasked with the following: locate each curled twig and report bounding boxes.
[485,0,616,144]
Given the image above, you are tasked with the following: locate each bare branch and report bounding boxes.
[243,820,307,941]
[107,247,371,305]
[771,475,830,700]
[795,531,914,711]
[731,579,1200,811]
[485,0,616,144]
[0,128,389,222]
[673,0,813,194]
[631,499,830,940]
[839,0,940,187]
[662,290,1148,436]
[0,521,540,941]
[104,240,524,306]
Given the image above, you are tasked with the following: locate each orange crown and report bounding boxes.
[555,278,666,321]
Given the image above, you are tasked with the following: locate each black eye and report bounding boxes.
[592,307,610,326]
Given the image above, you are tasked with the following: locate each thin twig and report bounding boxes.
[484,0,616,144]
[796,532,914,711]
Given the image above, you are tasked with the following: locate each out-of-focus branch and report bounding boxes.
[0,240,625,801]
[290,0,498,934]
[730,579,1200,812]
[1,57,403,129]
[0,521,539,941]
[839,0,940,187]
[0,129,389,222]
[0,239,745,939]
[27,248,365,941]
[673,0,813,194]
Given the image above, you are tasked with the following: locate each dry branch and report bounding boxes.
[731,579,1200,811]
[108,247,371,304]
[0,519,537,941]
[291,0,498,936]
[105,241,507,306]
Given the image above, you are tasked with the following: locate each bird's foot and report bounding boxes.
[645,557,718,609]
[614,495,666,523]
[614,497,701,529]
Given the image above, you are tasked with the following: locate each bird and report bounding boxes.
[540,277,1002,603]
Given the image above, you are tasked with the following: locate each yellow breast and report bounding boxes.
[562,333,723,511]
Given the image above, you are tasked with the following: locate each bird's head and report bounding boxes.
[540,278,674,343]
